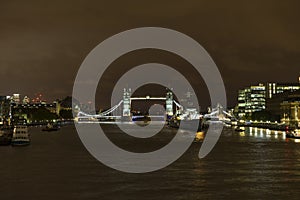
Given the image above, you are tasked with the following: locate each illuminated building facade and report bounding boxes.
[280,91,300,127]
[237,84,266,118]
[237,79,300,118]
[266,82,300,98]
[12,94,20,104]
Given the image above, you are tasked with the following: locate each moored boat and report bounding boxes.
[286,129,300,139]
[42,123,60,132]
[11,125,30,146]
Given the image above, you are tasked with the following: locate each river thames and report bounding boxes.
[0,124,300,200]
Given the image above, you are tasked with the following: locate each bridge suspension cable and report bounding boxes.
[98,100,123,116]
[173,100,183,108]
[77,100,123,118]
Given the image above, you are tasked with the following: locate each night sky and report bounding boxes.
[0,0,299,109]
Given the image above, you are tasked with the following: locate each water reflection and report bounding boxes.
[1,125,300,200]
[241,127,289,141]
[239,132,245,137]
[195,131,205,140]
[294,139,300,143]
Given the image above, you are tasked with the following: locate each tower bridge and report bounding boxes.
[76,88,179,121]
[122,88,174,117]
[76,88,233,123]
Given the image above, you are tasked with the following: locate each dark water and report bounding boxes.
[0,125,300,200]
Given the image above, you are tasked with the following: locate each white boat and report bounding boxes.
[169,109,203,131]
[11,125,30,146]
[286,129,300,139]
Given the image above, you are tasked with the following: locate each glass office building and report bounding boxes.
[237,84,266,118]
[237,79,300,118]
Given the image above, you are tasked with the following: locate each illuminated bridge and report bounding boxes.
[76,88,183,122]
[75,88,234,123]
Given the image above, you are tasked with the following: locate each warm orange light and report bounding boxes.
[195,131,204,140]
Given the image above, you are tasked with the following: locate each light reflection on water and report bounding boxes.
[294,139,300,143]
[0,125,300,200]
[242,127,287,141]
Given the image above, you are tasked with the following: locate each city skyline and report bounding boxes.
[1,2,300,199]
[2,75,299,105]
[1,0,300,108]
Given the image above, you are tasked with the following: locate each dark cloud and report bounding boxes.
[0,0,299,108]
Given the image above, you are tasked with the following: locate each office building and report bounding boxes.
[280,91,300,127]
[237,78,300,118]
[237,84,266,118]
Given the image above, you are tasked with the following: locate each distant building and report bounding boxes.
[280,91,300,127]
[53,100,61,115]
[0,96,11,125]
[266,82,300,99]
[22,96,30,104]
[237,78,300,118]
[11,102,58,124]
[12,94,20,104]
[266,91,293,117]
[237,84,266,118]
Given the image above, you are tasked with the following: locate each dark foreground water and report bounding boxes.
[0,124,300,200]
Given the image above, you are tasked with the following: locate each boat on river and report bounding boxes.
[42,123,60,132]
[11,125,30,146]
[286,129,300,139]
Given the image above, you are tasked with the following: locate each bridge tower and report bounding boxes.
[122,88,131,117]
[166,91,173,116]
[217,103,225,118]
